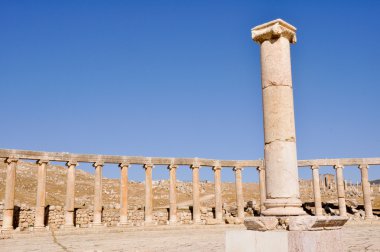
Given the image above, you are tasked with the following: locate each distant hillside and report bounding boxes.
[370,179,380,185]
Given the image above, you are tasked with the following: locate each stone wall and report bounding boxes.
[0,203,247,231]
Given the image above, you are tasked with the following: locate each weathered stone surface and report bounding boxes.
[244,217,278,231]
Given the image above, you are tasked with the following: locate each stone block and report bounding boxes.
[226,229,344,252]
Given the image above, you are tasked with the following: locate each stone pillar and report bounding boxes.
[233,166,244,219]
[191,164,201,223]
[359,164,374,219]
[168,164,177,224]
[334,165,347,217]
[34,159,49,230]
[1,158,18,231]
[144,163,153,224]
[119,163,129,226]
[92,161,104,227]
[311,165,323,216]
[64,160,77,227]
[257,166,266,214]
[252,19,305,216]
[213,165,223,223]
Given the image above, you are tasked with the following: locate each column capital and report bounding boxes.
[311,165,320,170]
[5,157,18,164]
[256,166,265,171]
[190,164,200,170]
[334,164,344,170]
[37,159,49,165]
[359,164,369,170]
[119,162,130,168]
[168,164,178,170]
[251,19,297,44]
[66,160,78,167]
[212,166,222,171]
[144,163,153,169]
[233,166,243,172]
[93,161,104,167]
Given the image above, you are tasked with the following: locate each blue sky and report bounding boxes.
[1,0,379,182]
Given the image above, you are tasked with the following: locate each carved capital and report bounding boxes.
[66,160,78,167]
[212,166,222,171]
[93,161,104,168]
[119,162,130,168]
[358,164,369,170]
[256,166,265,171]
[311,165,319,170]
[233,166,243,172]
[168,164,178,170]
[5,157,18,164]
[144,164,153,170]
[334,164,344,170]
[190,164,200,170]
[251,19,297,44]
[37,159,49,165]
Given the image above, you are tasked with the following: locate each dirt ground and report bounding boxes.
[1,222,380,252]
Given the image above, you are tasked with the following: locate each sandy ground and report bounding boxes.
[1,223,380,252]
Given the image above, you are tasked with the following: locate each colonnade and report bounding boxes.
[0,149,378,231]
[0,154,266,231]
[309,164,374,219]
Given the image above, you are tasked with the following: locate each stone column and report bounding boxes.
[257,166,266,214]
[311,165,323,216]
[92,161,104,227]
[191,164,201,223]
[334,165,347,217]
[213,165,223,223]
[34,159,49,230]
[119,163,129,226]
[64,160,77,227]
[144,163,153,224]
[252,19,305,216]
[168,164,177,224]
[1,158,18,231]
[233,166,244,219]
[359,164,374,219]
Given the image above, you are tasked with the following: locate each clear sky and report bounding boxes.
[1,0,379,183]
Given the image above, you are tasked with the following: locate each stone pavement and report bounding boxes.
[0,224,379,251]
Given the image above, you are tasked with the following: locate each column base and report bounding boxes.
[262,198,306,216]
[33,226,48,232]
[226,229,344,252]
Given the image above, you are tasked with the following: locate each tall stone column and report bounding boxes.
[191,164,201,224]
[359,164,374,219]
[213,165,223,222]
[334,165,347,217]
[252,19,305,216]
[119,163,129,226]
[168,164,177,224]
[311,165,323,216]
[93,161,104,227]
[34,159,49,230]
[1,158,18,231]
[233,166,244,219]
[64,160,77,227]
[144,164,153,224]
[257,166,266,214]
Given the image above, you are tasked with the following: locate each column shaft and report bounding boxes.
[119,163,129,226]
[252,20,304,216]
[311,165,323,216]
[191,165,201,223]
[359,165,373,219]
[213,166,222,222]
[35,160,49,229]
[64,161,77,227]
[335,165,347,217]
[257,167,266,214]
[234,167,244,219]
[2,158,18,231]
[168,165,177,224]
[144,164,153,223]
[93,162,103,226]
